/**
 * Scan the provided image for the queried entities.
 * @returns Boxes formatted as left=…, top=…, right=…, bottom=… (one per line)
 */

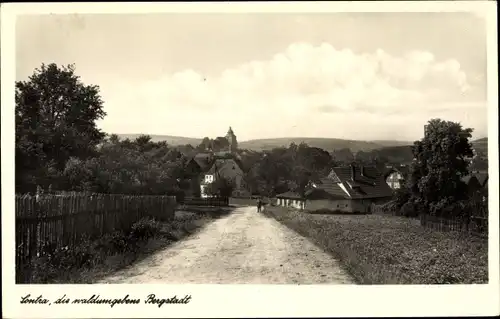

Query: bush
left=93, top=231, right=131, bottom=254
left=400, top=202, right=418, bottom=218
left=129, top=217, right=162, bottom=241
left=31, top=235, right=96, bottom=283
left=394, top=186, right=411, bottom=209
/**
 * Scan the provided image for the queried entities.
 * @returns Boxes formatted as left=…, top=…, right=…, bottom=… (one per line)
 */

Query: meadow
left=263, top=206, right=488, bottom=284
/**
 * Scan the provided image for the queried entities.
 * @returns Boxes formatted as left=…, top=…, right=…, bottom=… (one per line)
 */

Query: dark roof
left=276, top=191, right=303, bottom=199
left=474, top=172, right=488, bottom=186
left=190, top=153, right=214, bottom=171
left=205, top=158, right=243, bottom=176
left=462, top=172, right=488, bottom=187
left=308, top=165, right=393, bottom=200
left=383, top=165, right=410, bottom=179
left=305, top=178, right=350, bottom=200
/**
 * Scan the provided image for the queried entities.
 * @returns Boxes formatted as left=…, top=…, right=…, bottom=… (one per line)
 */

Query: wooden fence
left=371, top=203, right=399, bottom=216
left=15, top=193, right=176, bottom=283
left=420, top=214, right=488, bottom=237
left=180, top=196, right=229, bottom=207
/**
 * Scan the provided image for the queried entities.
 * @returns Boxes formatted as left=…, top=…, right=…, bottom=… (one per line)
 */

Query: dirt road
left=99, top=206, right=355, bottom=284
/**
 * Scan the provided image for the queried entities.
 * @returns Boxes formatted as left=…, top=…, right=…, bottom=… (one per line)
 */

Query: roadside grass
left=31, top=206, right=233, bottom=284
left=262, top=206, right=488, bottom=284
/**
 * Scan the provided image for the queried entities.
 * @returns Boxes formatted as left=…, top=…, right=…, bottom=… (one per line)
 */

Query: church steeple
left=225, top=126, right=238, bottom=153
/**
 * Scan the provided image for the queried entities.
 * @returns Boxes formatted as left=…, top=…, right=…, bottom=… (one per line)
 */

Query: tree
left=205, top=176, right=236, bottom=198
left=408, top=119, right=474, bottom=218
left=331, top=148, right=355, bottom=164
left=16, top=63, right=106, bottom=192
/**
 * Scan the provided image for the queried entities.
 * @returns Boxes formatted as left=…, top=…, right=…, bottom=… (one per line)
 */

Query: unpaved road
left=99, top=206, right=355, bottom=284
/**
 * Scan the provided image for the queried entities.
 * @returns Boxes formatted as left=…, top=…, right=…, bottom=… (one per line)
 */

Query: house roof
left=205, top=158, right=243, bottom=177
left=305, top=178, right=350, bottom=200
left=307, top=165, right=393, bottom=200
left=276, top=191, right=303, bottom=199
left=383, top=165, right=410, bottom=179
left=462, top=172, right=488, bottom=187
left=188, top=153, right=214, bottom=171
left=474, top=172, right=488, bottom=186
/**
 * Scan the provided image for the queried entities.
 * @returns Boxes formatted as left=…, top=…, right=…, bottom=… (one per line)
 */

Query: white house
left=275, top=191, right=305, bottom=210
left=200, top=158, right=248, bottom=198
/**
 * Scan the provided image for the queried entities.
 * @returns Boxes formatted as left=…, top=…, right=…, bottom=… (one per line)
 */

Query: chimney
left=350, top=164, right=355, bottom=181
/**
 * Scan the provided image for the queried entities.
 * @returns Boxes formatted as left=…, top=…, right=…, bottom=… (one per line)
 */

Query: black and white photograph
left=2, top=1, right=499, bottom=318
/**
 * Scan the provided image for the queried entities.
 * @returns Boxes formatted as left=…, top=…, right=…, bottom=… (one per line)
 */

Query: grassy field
left=30, top=207, right=233, bottom=284
left=263, top=206, right=488, bottom=284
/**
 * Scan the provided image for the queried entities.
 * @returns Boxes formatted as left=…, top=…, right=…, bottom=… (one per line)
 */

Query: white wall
left=276, top=198, right=305, bottom=210
left=386, top=172, right=403, bottom=189
left=306, top=199, right=351, bottom=212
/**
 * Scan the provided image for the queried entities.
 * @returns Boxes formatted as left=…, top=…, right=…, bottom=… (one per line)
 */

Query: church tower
left=225, top=126, right=238, bottom=153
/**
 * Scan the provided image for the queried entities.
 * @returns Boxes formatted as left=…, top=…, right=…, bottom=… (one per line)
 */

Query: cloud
left=100, top=42, right=486, bottom=140
left=107, top=42, right=480, bottom=114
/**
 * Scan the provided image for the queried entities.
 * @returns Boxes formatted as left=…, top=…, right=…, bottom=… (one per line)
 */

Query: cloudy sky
left=16, top=12, right=488, bottom=142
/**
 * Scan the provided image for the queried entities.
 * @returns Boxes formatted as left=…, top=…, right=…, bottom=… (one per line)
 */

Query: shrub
left=400, top=202, right=418, bottom=218
left=394, top=186, right=411, bottom=209
left=31, top=235, right=96, bottom=283
left=129, top=217, right=162, bottom=241
left=93, top=231, right=131, bottom=254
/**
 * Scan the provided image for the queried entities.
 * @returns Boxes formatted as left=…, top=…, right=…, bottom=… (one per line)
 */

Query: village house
left=184, top=126, right=246, bottom=198
left=275, top=191, right=305, bottom=210
left=184, top=152, right=214, bottom=197
left=384, top=164, right=410, bottom=190
left=303, top=164, right=393, bottom=213
left=462, top=171, right=488, bottom=197
left=200, top=158, right=249, bottom=198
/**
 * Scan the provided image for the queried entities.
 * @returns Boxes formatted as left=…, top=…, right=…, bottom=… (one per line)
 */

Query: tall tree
left=408, top=118, right=474, bottom=217
left=16, top=63, right=106, bottom=192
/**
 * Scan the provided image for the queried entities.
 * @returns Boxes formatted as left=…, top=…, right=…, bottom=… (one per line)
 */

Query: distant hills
left=238, top=137, right=412, bottom=153
left=115, top=134, right=412, bottom=153
left=114, top=133, right=487, bottom=157
left=472, top=137, right=488, bottom=156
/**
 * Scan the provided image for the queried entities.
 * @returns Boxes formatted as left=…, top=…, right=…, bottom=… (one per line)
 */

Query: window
left=205, top=174, right=214, bottom=183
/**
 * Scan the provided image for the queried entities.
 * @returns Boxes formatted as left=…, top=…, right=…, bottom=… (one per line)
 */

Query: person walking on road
left=257, top=198, right=262, bottom=212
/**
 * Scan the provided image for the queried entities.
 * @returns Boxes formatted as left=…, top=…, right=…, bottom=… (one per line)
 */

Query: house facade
left=304, top=164, right=394, bottom=213
left=275, top=191, right=305, bottom=210
left=384, top=165, right=410, bottom=190
left=200, top=158, right=249, bottom=198
left=183, top=153, right=215, bottom=197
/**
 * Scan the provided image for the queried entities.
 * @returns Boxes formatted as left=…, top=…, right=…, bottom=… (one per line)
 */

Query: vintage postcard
left=1, top=1, right=499, bottom=318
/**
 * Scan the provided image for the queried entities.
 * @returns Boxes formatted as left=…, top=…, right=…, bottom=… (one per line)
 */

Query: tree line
left=16, top=63, right=487, bottom=220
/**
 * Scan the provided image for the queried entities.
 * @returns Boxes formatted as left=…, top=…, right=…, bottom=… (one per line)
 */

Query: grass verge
left=30, top=207, right=233, bottom=284
left=262, top=206, right=488, bottom=284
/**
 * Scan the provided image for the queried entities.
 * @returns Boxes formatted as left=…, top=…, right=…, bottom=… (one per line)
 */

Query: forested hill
left=116, top=134, right=412, bottom=153
left=115, top=134, right=487, bottom=160
left=238, top=138, right=411, bottom=153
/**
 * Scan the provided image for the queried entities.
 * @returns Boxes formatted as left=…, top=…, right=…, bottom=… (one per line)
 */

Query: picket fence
left=371, top=204, right=399, bottom=216
left=419, top=214, right=488, bottom=238
left=372, top=202, right=488, bottom=237
left=15, top=193, right=176, bottom=283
